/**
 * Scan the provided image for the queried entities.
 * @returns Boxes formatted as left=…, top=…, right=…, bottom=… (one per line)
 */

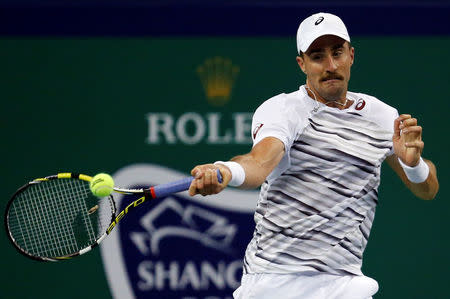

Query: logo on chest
left=355, top=99, right=366, bottom=111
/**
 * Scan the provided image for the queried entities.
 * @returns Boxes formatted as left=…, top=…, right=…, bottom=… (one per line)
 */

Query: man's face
left=297, top=35, right=354, bottom=102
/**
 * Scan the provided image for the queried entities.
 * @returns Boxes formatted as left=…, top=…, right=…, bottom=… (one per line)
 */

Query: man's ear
left=296, top=56, right=307, bottom=75
left=350, top=46, right=355, bottom=66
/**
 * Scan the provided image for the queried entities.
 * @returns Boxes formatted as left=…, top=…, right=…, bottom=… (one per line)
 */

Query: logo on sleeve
left=355, top=99, right=366, bottom=110
left=252, top=123, right=264, bottom=139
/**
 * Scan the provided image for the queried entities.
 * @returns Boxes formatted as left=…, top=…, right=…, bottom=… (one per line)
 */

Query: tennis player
left=189, top=12, right=439, bottom=298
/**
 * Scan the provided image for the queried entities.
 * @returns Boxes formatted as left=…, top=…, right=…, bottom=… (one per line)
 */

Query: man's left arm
left=385, top=114, right=439, bottom=200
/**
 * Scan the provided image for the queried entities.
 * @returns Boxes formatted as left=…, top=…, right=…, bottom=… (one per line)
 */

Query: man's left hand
left=393, top=114, right=424, bottom=166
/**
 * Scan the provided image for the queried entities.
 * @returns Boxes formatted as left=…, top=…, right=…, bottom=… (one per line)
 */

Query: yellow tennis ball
left=90, top=173, right=114, bottom=197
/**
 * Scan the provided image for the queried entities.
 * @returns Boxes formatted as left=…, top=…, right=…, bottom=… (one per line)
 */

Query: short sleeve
left=251, top=95, right=299, bottom=151
left=387, top=108, right=399, bottom=156
left=359, top=93, right=399, bottom=156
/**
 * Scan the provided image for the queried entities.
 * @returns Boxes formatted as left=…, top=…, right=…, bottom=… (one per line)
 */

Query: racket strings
left=34, top=181, right=85, bottom=256
left=10, top=181, right=84, bottom=257
left=7, top=179, right=114, bottom=258
left=30, top=182, right=76, bottom=257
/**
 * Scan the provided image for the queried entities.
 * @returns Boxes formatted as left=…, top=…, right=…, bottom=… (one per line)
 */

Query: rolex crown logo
left=197, top=57, right=240, bottom=106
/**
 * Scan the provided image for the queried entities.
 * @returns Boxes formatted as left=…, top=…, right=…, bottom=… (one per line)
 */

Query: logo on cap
left=315, top=16, right=324, bottom=25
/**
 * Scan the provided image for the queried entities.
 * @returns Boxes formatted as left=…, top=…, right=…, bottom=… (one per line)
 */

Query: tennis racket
left=4, top=170, right=222, bottom=262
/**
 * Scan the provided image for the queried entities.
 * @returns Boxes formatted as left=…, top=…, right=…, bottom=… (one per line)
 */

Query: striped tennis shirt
left=244, top=85, right=398, bottom=276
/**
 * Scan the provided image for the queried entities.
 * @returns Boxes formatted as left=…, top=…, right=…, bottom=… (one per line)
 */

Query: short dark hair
left=298, top=41, right=352, bottom=57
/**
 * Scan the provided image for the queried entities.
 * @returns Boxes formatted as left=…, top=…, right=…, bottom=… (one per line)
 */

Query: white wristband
left=398, top=157, right=429, bottom=183
left=214, top=161, right=245, bottom=187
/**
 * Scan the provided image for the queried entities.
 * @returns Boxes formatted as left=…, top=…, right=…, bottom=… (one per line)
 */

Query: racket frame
left=5, top=170, right=222, bottom=261
left=4, top=173, right=117, bottom=262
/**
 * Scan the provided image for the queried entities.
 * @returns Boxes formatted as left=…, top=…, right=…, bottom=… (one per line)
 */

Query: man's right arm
left=189, top=137, right=285, bottom=196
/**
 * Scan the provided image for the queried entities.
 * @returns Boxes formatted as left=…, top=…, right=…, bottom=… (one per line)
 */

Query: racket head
left=4, top=173, right=116, bottom=261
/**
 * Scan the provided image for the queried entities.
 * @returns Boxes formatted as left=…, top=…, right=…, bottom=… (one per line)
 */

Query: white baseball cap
left=296, top=12, right=350, bottom=54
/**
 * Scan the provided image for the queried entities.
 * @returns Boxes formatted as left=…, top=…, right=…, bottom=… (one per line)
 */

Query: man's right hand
left=189, top=163, right=232, bottom=196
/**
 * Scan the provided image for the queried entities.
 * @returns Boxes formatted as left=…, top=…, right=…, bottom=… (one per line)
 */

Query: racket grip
left=152, top=169, right=223, bottom=198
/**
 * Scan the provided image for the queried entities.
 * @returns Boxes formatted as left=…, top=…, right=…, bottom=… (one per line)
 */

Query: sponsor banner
left=145, top=57, right=253, bottom=146
left=101, top=164, right=258, bottom=299
left=145, top=112, right=252, bottom=145
left=2, top=37, right=448, bottom=299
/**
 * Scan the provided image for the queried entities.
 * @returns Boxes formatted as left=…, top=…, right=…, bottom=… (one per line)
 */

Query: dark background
left=1, top=1, right=449, bottom=298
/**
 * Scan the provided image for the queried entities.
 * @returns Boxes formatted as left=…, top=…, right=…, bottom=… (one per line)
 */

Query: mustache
left=321, top=74, right=343, bottom=81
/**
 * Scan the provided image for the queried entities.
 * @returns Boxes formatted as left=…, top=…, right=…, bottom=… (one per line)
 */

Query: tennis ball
left=90, top=173, right=114, bottom=197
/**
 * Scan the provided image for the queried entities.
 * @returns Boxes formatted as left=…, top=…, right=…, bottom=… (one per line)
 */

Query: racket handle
left=151, top=169, right=223, bottom=198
